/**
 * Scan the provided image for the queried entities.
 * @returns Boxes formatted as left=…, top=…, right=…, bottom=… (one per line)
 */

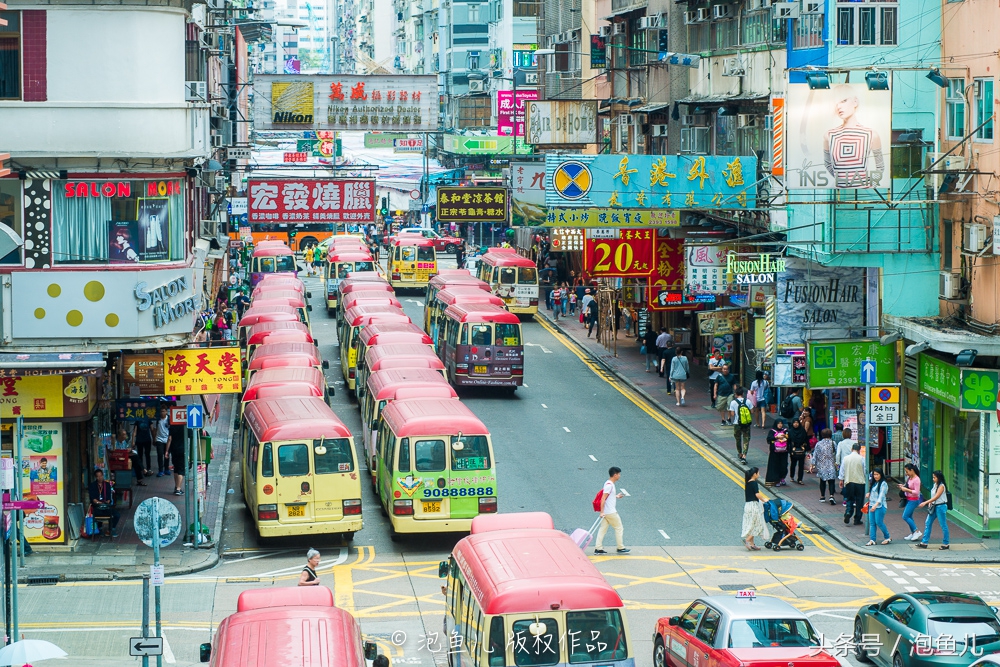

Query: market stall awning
left=677, top=92, right=770, bottom=105
left=632, top=102, right=672, bottom=114
left=0, top=352, right=105, bottom=376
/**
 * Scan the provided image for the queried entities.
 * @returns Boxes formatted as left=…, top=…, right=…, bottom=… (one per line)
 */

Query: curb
left=537, top=311, right=1000, bottom=564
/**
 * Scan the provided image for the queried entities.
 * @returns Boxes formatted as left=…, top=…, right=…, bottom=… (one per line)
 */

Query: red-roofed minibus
left=438, top=512, right=633, bottom=667
left=340, top=292, right=403, bottom=319
left=360, top=368, right=457, bottom=485
left=246, top=341, right=328, bottom=388
left=250, top=245, right=298, bottom=287
left=338, top=306, right=411, bottom=391
left=375, top=398, right=496, bottom=536
left=439, top=304, right=524, bottom=389
left=355, top=342, right=443, bottom=406
left=249, top=293, right=312, bottom=328
left=426, top=287, right=506, bottom=348
left=337, top=281, right=395, bottom=322
left=389, top=235, right=436, bottom=290
left=240, top=397, right=362, bottom=539
left=424, top=274, right=491, bottom=329
left=325, top=250, right=379, bottom=313
left=199, top=586, right=378, bottom=667
left=238, top=306, right=301, bottom=345
left=355, top=324, right=434, bottom=388
left=476, top=249, right=540, bottom=316
left=245, top=327, right=315, bottom=359
left=242, top=366, right=330, bottom=408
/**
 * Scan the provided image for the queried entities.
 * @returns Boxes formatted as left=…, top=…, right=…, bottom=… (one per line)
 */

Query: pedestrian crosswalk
left=871, top=562, right=944, bottom=592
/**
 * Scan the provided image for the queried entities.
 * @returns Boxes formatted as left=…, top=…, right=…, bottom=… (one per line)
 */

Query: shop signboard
left=525, top=100, right=599, bottom=145
left=806, top=340, right=896, bottom=389
left=364, top=133, right=407, bottom=148
left=545, top=154, right=756, bottom=210
left=497, top=90, right=538, bottom=138
left=544, top=208, right=680, bottom=228
left=775, top=258, right=865, bottom=344
left=20, top=422, right=65, bottom=543
left=254, top=74, right=439, bottom=132
left=116, top=399, right=158, bottom=423
left=248, top=179, right=374, bottom=224
left=436, top=187, right=509, bottom=223
left=164, top=348, right=242, bottom=396
left=511, top=162, right=546, bottom=226
left=122, top=354, right=165, bottom=396
left=685, top=245, right=731, bottom=295
left=393, top=137, right=424, bottom=153
left=726, top=252, right=786, bottom=287
left=696, top=310, right=747, bottom=335
left=0, top=375, right=96, bottom=419
left=648, top=236, right=692, bottom=310
left=590, top=35, right=607, bottom=68
left=918, top=353, right=960, bottom=409
left=296, top=138, right=335, bottom=157
left=549, top=228, right=583, bottom=252
left=583, top=229, right=655, bottom=277
left=441, top=134, right=531, bottom=155
left=960, top=368, right=999, bottom=413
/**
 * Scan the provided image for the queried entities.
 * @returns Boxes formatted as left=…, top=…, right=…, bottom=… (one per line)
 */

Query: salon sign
left=726, top=253, right=786, bottom=286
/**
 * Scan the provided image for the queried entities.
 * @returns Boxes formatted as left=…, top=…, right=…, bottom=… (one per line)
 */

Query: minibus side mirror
left=438, top=560, right=449, bottom=578
left=306, top=291, right=312, bottom=298
left=328, top=384, right=336, bottom=398
left=363, top=642, right=378, bottom=661
left=199, top=643, right=212, bottom=662
left=668, top=616, right=680, bottom=626
left=322, top=360, right=330, bottom=369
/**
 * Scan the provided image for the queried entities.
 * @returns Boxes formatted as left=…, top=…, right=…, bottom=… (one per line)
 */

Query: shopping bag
left=571, top=517, right=602, bottom=549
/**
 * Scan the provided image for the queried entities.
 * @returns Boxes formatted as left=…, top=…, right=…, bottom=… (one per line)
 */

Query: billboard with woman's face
left=785, top=82, right=891, bottom=190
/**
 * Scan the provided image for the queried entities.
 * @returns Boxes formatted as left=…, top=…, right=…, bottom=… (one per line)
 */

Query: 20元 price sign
left=583, top=229, right=654, bottom=277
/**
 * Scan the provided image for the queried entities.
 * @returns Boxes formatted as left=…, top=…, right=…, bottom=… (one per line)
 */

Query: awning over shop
left=677, top=93, right=770, bottom=105
left=633, top=102, right=672, bottom=114
left=884, top=315, right=1000, bottom=357
left=0, top=352, right=105, bottom=377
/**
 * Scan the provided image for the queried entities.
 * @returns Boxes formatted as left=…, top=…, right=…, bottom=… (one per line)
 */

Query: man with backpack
left=780, top=388, right=803, bottom=420
left=730, top=387, right=754, bottom=464
left=593, top=466, right=629, bottom=555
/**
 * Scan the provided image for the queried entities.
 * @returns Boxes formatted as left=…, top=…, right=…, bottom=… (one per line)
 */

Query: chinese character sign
left=685, top=245, right=732, bottom=295
left=584, top=229, right=655, bottom=277
left=436, top=187, right=509, bottom=223
left=545, top=208, right=680, bottom=228
left=163, top=348, right=243, bottom=396
left=511, top=161, right=546, bottom=226
left=497, top=90, right=538, bottom=138
left=546, top=154, right=756, bottom=210
left=247, top=179, right=375, bottom=224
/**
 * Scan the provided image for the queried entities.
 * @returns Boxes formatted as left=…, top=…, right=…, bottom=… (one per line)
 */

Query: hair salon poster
left=138, top=198, right=170, bottom=261
left=109, top=220, right=140, bottom=264
left=20, top=423, right=65, bottom=543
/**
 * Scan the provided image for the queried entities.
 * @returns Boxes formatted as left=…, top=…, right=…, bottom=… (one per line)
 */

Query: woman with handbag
left=669, top=351, right=690, bottom=406
left=741, top=467, right=768, bottom=551
left=865, top=468, right=891, bottom=545
left=812, top=429, right=838, bottom=504
left=917, top=470, right=950, bottom=550
left=764, top=420, right=789, bottom=487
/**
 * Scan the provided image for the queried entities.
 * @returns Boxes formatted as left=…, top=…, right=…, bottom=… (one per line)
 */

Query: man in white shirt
left=594, top=467, right=629, bottom=555
left=835, top=428, right=857, bottom=506
left=839, top=442, right=867, bottom=525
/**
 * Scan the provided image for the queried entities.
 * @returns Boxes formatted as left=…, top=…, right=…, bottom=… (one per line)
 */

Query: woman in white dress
left=742, top=467, right=768, bottom=551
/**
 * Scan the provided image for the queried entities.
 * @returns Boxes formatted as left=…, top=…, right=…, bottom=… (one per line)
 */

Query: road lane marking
left=915, top=577, right=930, bottom=584
left=525, top=342, right=553, bottom=353
left=892, top=578, right=908, bottom=584
left=903, top=570, right=917, bottom=576
left=906, top=586, right=919, bottom=591
left=658, top=530, right=670, bottom=540
left=873, top=563, right=886, bottom=568
left=588, top=455, right=598, bottom=461
left=541, top=404, right=548, bottom=408
left=563, top=426, right=571, bottom=432
left=928, top=586, right=943, bottom=591
left=405, top=299, right=424, bottom=306
left=163, top=636, right=176, bottom=664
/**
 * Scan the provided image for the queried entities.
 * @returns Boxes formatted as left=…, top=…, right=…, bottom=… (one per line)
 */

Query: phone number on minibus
left=422, top=487, right=494, bottom=498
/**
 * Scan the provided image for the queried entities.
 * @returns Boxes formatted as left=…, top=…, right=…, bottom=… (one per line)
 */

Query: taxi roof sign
left=735, top=589, right=756, bottom=599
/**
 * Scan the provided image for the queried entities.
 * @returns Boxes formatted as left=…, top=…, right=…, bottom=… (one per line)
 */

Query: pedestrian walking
left=168, top=421, right=186, bottom=496
left=835, top=428, right=857, bottom=505
left=669, top=350, right=690, bottom=406
left=742, top=467, right=768, bottom=551
left=787, top=418, right=809, bottom=485
left=749, top=371, right=771, bottom=428
left=840, top=442, right=866, bottom=526
left=560, top=283, right=569, bottom=316
left=621, top=305, right=633, bottom=337
left=586, top=297, right=598, bottom=337
left=594, top=467, right=629, bottom=554
left=899, top=463, right=923, bottom=541
left=568, top=290, right=577, bottom=315
left=866, top=468, right=891, bottom=545
left=659, top=341, right=676, bottom=392
left=132, top=418, right=153, bottom=476
left=654, top=328, right=672, bottom=377
left=730, top=387, right=753, bottom=464
left=713, top=364, right=737, bottom=425
left=580, top=288, right=594, bottom=323
left=764, top=420, right=788, bottom=486
left=298, top=548, right=322, bottom=586
left=642, top=328, right=659, bottom=372
left=917, top=470, right=950, bottom=550
left=551, top=285, right=561, bottom=320
left=153, top=405, right=171, bottom=477
left=304, top=245, right=315, bottom=276
left=812, top=429, right=838, bottom=504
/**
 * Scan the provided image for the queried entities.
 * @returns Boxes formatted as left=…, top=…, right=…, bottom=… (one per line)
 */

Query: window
left=499, top=267, right=516, bottom=284
left=836, top=2, right=897, bottom=46
left=513, top=0, right=538, bottom=16
left=511, top=618, right=559, bottom=666
left=740, top=7, right=786, bottom=46
left=468, top=4, right=479, bottom=21
left=518, top=267, right=537, bottom=284
left=926, top=617, right=1000, bottom=644
left=947, top=78, right=966, bottom=140
left=793, top=15, right=824, bottom=49
left=696, top=608, right=722, bottom=645
left=451, top=435, right=490, bottom=470
left=313, top=438, right=355, bottom=474
left=261, top=443, right=274, bottom=477
left=247, top=434, right=259, bottom=481
left=0, top=11, right=19, bottom=100
left=975, top=78, right=994, bottom=141
left=277, top=444, right=310, bottom=476
left=418, top=246, right=436, bottom=261
left=52, top=179, right=186, bottom=264
left=0, top=179, right=21, bottom=264
left=679, top=603, right=707, bottom=632
left=488, top=617, right=505, bottom=667
left=470, top=324, right=492, bottom=345
left=629, top=18, right=646, bottom=67
left=727, top=619, right=819, bottom=648
left=467, top=52, right=480, bottom=70
left=882, top=598, right=915, bottom=625
left=943, top=220, right=953, bottom=270
left=566, top=610, right=627, bottom=662
left=496, top=322, right=521, bottom=345
left=415, top=439, right=446, bottom=472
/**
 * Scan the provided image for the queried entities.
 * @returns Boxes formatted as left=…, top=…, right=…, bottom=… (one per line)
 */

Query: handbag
left=861, top=502, right=870, bottom=514
left=640, top=345, right=647, bottom=355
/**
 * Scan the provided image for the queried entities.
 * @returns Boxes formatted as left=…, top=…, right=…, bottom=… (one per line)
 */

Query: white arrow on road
left=406, top=299, right=424, bottom=306
left=525, top=342, right=552, bottom=353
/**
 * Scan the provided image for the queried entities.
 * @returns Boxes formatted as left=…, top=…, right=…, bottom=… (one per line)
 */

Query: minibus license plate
left=423, top=501, right=441, bottom=513
left=474, top=365, right=487, bottom=374
left=287, top=505, right=305, bottom=517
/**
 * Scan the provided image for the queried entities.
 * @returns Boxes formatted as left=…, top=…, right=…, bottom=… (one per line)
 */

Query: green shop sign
left=918, top=354, right=973, bottom=409
left=441, top=134, right=532, bottom=156
left=960, top=368, right=999, bottom=412
left=806, top=340, right=897, bottom=389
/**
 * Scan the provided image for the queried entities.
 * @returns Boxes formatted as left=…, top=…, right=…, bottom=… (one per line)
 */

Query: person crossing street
left=594, top=467, right=629, bottom=555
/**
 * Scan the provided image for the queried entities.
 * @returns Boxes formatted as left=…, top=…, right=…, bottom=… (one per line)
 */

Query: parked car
left=854, top=592, right=1000, bottom=667
left=395, top=228, right=463, bottom=253
left=654, top=593, right=839, bottom=667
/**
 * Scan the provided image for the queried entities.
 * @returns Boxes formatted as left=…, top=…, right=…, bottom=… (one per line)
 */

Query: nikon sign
left=727, top=253, right=786, bottom=285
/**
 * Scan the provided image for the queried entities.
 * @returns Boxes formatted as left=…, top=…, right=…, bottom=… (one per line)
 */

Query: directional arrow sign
left=860, top=360, right=877, bottom=384
left=129, top=637, right=164, bottom=657
left=187, top=404, right=204, bottom=429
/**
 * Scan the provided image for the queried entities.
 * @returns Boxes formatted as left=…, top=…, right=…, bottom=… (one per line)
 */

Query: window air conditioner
left=964, top=223, right=989, bottom=253
left=803, top=1, right=823, bottom=13
left=943, top=156, right=966, bottom=171
left=200, top=31, right=217, bottom=49
left=612, top=22, right=625, bottom=35
left=599, top=25, right=611, bottom=36
left=638, top=16, right=651, bottom=29
left=713, top=4, right=731, bottom=19
left=697, top=7, right=710, bottom=20
left=211, top=132, right=224, bottom=148
left=214, top=174, right=227, bottom=193
left=772, top=2, right=799, bottom=18
left=185, top=81, right=208, bottom=102
left=619, top=114, right=634, bottom=126
left=468, top=79, right=485, bottom=92
left=939, top=271, right=960, bottom=300
left=525, top=72, right=539, bottom=84
left=651, top=124, right=668, bottom=137
left=684, top=10, right=697, bottom=24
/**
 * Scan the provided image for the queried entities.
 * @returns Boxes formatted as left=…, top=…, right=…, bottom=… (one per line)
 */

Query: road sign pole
left=152, top=501, right=162, bottom=667
left=14, top=417, right=23, bottom=568
left=142, top=574, right=150, bottom=667
left=10, top=508, right=17, bottom=643
left=194, top=429, right=202, bottom=547
left=184, top=427, right=191, bottom=545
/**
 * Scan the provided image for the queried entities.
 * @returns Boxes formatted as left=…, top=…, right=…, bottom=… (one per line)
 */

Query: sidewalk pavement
left=538, top=308, right=1000, bottom=563
left=18, top=396, right=237, bottom=581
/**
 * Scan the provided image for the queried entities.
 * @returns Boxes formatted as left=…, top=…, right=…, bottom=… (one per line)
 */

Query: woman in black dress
left=765, top=419, right=788, bottom=487
left=787, top=418, right=810, bottom=485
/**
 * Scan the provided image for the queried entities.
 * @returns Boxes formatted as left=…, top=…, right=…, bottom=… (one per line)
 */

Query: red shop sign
left=248, top=179, right=375, bottom=224
left=583, top=229, right=655, bottom=277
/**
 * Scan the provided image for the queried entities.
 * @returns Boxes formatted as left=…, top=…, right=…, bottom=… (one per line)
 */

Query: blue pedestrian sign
left=186, top=405, right=203, bottom=429
left=860, top=359, right=877, bottom=384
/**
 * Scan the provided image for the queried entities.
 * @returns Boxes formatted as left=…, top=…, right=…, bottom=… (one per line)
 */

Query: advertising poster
left=510, top=162, right=547, bottom=226
left=108, top=220, right=140, bottom=264
left=137, top=198, right=170, bottom=261
left=21, top=423, right=65, bottom=543
left=785, top=83, right=891, bottom=190
left=775, top=258, right=865, bottom=344
left=497, top=90, right=538, bottom=138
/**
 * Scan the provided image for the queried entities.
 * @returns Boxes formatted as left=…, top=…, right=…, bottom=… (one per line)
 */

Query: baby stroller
left=762, top=499, right=805, bottom=552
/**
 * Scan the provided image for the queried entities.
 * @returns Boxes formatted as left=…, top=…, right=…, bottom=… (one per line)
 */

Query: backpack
left=736, top=399, right=753, bottom=426
left=592, top=488, right=605, bottom=512
left=780, top=395, right=796, bottom=419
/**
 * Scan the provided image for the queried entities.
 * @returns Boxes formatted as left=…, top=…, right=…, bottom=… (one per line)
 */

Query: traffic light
left=288, top=228, right=298, bottom=244
left=379, top=197, right=389, bottom=217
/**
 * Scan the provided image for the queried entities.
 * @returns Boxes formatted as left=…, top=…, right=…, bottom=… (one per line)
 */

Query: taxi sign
left=735, top=589, right=756, bottom=599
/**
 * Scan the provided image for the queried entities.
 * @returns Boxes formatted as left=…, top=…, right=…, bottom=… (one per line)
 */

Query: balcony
left=610, top=0, right=646, bottom=15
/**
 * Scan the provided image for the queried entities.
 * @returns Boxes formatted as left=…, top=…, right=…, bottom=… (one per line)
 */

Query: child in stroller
left=763, top=499, right=805, bottom=551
